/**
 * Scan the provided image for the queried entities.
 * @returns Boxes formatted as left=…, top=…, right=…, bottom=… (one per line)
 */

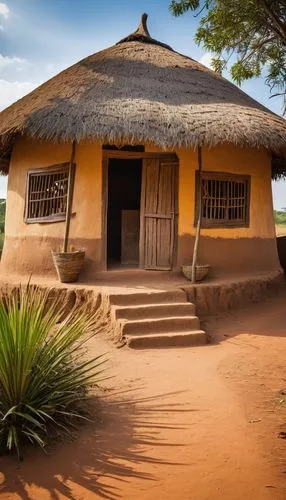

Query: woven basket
left=182, top=264, right=210, bottom=282
left=52, top=250, right=85, bottom=283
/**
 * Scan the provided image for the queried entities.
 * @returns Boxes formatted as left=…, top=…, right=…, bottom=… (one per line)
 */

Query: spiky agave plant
left=0, top=285, right=106, bottom=458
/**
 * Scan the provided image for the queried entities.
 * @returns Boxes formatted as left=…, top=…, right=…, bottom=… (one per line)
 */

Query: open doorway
left=107, top=158, right=142, bottom=268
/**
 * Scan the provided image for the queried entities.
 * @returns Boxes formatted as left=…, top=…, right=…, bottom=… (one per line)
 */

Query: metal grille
left=198, top=173, right=250, bottom=227
left=26, top=167, right=69, bottom=222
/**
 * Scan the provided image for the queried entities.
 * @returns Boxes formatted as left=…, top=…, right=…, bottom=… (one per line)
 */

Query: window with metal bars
left=195, top=171, right=250, bottom=228
left=25, top=164, right=71, bottom=223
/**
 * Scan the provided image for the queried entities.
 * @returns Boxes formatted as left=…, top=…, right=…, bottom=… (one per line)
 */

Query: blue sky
left=0, top=0, right=285, bottom=207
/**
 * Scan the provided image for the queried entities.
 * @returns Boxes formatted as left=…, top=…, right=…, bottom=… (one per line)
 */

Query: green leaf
left=169, top=0, right=286, bottom=112
left=0, top=284, right=106, bottom=457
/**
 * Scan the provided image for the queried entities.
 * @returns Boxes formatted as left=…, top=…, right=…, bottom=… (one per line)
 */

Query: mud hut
left=0, top=14, right=285, bottom=279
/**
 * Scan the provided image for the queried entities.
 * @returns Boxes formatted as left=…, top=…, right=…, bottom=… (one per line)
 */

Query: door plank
left=140, top=158, right=178, bottom=271
left=139, top=164, right=147, bottom=268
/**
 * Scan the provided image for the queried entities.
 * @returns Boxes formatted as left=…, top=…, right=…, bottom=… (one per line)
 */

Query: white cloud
left=0, top=54, right=28, bottom=70
left=0, top=79, right=38, bottom=110
left=0, top=176, right=7, bottom=198
left=0, top=25, right=4, bottom=31
left=0, top=2, right=9, bottom=19
left=0, top=55, right=58, bottom=111
left=199, top=53, right=214, bottom=69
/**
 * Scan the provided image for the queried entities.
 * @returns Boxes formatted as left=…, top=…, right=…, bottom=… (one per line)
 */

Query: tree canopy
left=274, top=209, right=286, bottom=225
left=170, top=0, right=286, bottom=111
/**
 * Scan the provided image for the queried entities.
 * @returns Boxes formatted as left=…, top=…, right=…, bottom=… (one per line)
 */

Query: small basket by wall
left=52, top=250, right=85, bottom=283
left=182, top=264, right=210, bottom=282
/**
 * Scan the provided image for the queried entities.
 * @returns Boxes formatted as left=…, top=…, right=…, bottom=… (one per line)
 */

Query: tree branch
left=194, top=1, right=208, bottom=17
left=240, top=36, right=276, bottom=62
left=258, top=0, right=286, bottom=44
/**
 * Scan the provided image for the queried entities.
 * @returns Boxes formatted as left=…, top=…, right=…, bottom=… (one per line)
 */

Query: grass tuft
left=0, top=284, right=106, bottom=458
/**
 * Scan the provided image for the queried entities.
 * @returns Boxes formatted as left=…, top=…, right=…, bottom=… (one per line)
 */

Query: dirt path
left=0, top=293, right=285, bottom=499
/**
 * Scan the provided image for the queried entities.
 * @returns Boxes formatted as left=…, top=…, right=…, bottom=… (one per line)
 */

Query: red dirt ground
left=0, top=292, right=285, bottom=499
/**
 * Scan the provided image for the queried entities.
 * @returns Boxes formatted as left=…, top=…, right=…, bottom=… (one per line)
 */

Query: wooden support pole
left=63, top=141, right=76, bottom=253
left=191, top=146, right=202, bottom=283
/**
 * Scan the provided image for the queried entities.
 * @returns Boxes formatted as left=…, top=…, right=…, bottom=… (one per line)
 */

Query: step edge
left=121, top=315, right=199, bottom=324
left=108, top=291, right=188, bottom=304
left=108, top=290, right=186, bottom=296
left=125, top=330, right=206, bottom=339
left=113, top=302, right=194, bottom=310
left=126, top=331, right=207, bottom=348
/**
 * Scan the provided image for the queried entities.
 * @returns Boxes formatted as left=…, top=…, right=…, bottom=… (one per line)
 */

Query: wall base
left=183, top=271, right=284, bottom=316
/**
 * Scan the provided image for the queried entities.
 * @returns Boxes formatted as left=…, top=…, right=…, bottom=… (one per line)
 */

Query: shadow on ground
left=201, top=287, right=286, bottom=345
left=0, top=388, right=198, bottom=500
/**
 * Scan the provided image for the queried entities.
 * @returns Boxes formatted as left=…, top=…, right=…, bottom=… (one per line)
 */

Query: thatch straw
left=272, top=155, right=286, bottom=180
left=0, top=14, right=285, bottom=156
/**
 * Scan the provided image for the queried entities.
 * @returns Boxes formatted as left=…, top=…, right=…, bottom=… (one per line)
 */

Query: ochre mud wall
left=184, top=271, right=284, bottom=316
left=2, top=138, right=103, bottom=276
left=1, top=140, right=280, bottom=278
left=177, top=144, right=280, bottom=276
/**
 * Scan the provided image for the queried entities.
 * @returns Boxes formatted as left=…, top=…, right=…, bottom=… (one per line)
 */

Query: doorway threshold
left=107, top=264, right=140, bottom=271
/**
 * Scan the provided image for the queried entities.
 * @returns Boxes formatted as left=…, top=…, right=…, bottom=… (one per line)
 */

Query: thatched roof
left=272, top=154, right=286, bottom=180
left=0, top=13, right=286, bottom=157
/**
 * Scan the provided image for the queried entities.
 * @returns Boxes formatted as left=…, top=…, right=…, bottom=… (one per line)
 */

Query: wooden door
left=140, top=158, right=178, bottom=270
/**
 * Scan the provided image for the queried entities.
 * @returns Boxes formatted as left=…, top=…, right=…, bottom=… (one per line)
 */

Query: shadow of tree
left=203, top=288, right=286, bottom=344
left=0, top=387, right=199, bottom=500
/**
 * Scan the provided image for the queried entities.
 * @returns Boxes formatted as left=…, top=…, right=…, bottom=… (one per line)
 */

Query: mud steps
left=113, top=302, right=196, bottom=320
left=127, top=330, right=206, bottom=349
left=108, top=289, right=206, bottom=348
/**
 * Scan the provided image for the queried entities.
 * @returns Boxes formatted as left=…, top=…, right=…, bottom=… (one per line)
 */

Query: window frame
left=194, top=170, right=251, bottom=229
left=24, top=162, right=74, bottom=224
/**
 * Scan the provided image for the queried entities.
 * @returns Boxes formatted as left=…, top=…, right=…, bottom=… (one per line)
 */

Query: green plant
left=170, top=1, right=286, bottom=112
left=274, top=209, right=286, bottom=225
left=0, top=285, right=106, bottom=458
left=0, top=234, right=4, bottom=251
